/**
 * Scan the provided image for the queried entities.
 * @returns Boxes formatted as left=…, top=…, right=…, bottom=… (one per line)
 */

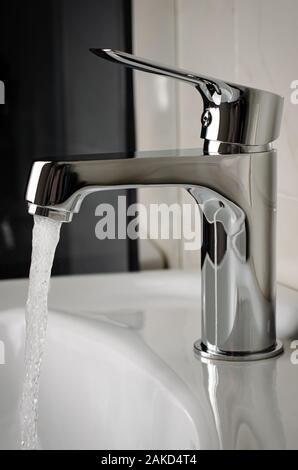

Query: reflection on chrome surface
left=25, top=49, right=284, bottom=361
left=202, top=358, right=286, bottom=449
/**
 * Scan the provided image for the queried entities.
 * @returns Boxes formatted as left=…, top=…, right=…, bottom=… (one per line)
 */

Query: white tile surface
left=176, top=0, right=236, bottom=148
left=133, top=0, right=178, bottom=150
left=133, top=0, right=182, bottom=268
left=236, top=0, right=298, bottom=200
left=176, top=0, right=298, bottom=285
left=133, top=0, right=298, bottom=286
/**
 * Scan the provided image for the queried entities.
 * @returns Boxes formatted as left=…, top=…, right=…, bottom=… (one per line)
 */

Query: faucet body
left=26, top=146, right=282, bottom=360
left=25, top=49, right=284, bottom=361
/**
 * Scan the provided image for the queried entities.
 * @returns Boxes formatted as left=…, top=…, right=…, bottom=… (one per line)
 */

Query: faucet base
left=194, top=340, right=283, bottom=362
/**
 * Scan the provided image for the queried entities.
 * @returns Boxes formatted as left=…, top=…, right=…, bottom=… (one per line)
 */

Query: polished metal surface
left=90, top=48, right=283, bottom=147
left=25, top=49, right=284, bottom=361
left=200, top=355, right=287, bottom=449
left=26, top=148, right=282, bottom=360
left=195, top=340, right=284, bottom=362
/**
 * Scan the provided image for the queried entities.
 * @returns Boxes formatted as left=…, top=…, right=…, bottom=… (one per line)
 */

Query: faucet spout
left=26, top=149, right=247, bottom=220
left=25, top=147, right=283, bottom=361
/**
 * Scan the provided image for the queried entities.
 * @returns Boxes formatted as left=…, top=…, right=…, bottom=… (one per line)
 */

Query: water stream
left=20, top=215, right=62, bottom=450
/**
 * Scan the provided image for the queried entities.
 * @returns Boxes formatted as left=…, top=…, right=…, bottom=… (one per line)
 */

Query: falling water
left=20, top=215, right=62, bottom=450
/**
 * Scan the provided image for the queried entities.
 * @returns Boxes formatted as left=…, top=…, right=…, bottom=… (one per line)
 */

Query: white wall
left=133, top=0, right=298, bottom=289
left=132, top=0, right=182, bottom=268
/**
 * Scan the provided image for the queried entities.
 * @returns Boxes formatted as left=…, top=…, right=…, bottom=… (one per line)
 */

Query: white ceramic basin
left=0, top=271, right=298, bottom=450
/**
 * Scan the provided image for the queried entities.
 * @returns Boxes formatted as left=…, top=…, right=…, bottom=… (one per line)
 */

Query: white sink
left=0, top=271, right=298, bottom=450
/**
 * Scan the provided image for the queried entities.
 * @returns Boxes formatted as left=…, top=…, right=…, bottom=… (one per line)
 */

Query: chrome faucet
left=25, top=49, right=284, bottom=361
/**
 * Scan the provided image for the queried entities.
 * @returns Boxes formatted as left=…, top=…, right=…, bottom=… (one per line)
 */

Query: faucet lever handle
left=90, top=48, right=283, bottom=147
left=90, top=48, right=228, bottom=104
